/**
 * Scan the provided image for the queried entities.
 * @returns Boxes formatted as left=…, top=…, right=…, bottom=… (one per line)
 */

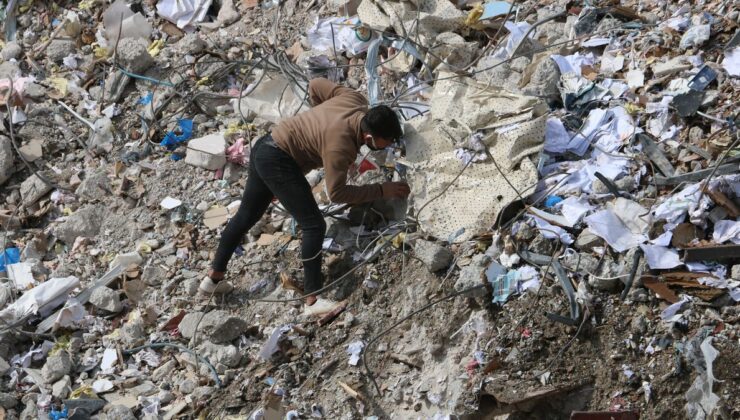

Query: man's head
left=360, top=105, right=402, bottom=151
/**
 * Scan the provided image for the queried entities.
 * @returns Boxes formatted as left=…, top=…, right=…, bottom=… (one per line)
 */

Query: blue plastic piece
left=160, top=119, right=194, bottom=151
left=138, top=92, right=153, bottom=105
left=0, top=247, right=20, bottom=272
left=49, top=406, right=68, bottom=420
left=544, top=195, right=563, bottom=208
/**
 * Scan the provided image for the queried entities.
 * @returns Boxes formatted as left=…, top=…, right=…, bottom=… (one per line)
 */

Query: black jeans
left=212, top=134, right=326, bottom=293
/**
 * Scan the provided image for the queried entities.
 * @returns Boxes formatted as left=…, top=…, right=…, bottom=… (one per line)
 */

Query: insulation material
left=405, top=74, right=545, bottom=242
left=358, top=0, right=465, bottom=38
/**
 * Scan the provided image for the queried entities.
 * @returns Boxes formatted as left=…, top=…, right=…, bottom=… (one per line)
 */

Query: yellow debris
left=148, top=39, right=165, bottom=57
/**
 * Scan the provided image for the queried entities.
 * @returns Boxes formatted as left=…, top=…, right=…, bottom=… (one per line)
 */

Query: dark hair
left=360, top=105, right=402, bottom=142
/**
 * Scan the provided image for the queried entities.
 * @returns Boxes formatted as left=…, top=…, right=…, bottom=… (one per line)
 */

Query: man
left=200, top=78, right=411, bottom=315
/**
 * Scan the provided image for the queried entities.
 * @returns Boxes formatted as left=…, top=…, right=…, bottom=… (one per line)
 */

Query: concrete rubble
left=0, top=0, right=739, bottom=419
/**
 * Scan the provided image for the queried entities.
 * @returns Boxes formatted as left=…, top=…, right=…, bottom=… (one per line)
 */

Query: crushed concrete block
left=178, top=378, right=197, bottom=394
left=731, top=265, right=740, bottom=280
left=52, top=375, right=72, bottom=399
left=179, top=310, right=247, bottom=344
left=41, top=351, right=72, bottom=384
left=152, top=359, right=177, bottom=382
left=1, top=41, right=22, bottom=60
left=105, top=404, right=136, bottom=420
left=414, top=239, right=453, bottom=272
left=20, top=173, right=53, bottom=205
left=575, top=228, right=601, bottom=251
left=0, top=61, right=20, bottom=80
left=197, top=341, right=241, bottom=368
left=184, top=133, right=227, bottom=170
left=142, top=264, right=165, bottom=286
left=0, top=355, right=10, bottom=374
left=120, top=318, right=145, bottom=347
left=89, top=286, right=123, bottom=313
left=116, top=38, right=154, bottom=74
left=178, top=33, right=207, bottom=55
left=76, top=169, right=111, bottom=201
left=46, top=39, right=77, bottom=62
left=454, top=254, right=490, bottom=297
left=54, top=205, right=104, bottom=243
left=130, top=381, right=157, bottom=397
left=652, top=56, right=692, bottom=77
left=522, top=57, right=560, bottom=101
left=0, top=392, right=18, bottom=409
left=0, top=136, right=13, bottom=186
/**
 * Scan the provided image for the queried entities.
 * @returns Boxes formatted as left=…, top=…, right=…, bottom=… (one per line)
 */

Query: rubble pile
left=0, top=0, right=739, bottom=419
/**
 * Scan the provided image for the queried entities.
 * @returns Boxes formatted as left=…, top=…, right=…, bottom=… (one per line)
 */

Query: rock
left=0, top=355, right=10, bottom=374
left=20, top=173, right=53, bottom=205
left=152, top=359, right=177, bottom=382
left=197, top=341, right=241, bottom=368
left=158, top=390, right=175, bottom=404
left=52, top=375, right=72, bottom=399
left=178, top=34, right=207, bottom=55
left=41, top=351, right=72, bottom=384
left=0, top=136, right=12, bottom=186
left=1, top=41, right=22, bottom=60
left=182, top=277, right=200, bottom=296
left=178, top=378, right=197, bottom=394
left=76, top=170, right=111, bottom=201
left=179, top=310, right=247, bottom=344
left=0, top=392, right=17, bottom=409
left=414, top=240, right=453, bottom=272
left=120, top=318, right=145, bottom=347
left=454, top=254, right=490, bottom=297
left=46, top=39, right=77, bottom=62
left=105, top=404, right=136, bottom=420
left=54, top=205, right=104, bottom=243
left=652, top=56, right=692, bottom=77
left=223, top=162, right=246, bottom=183
left=191, top=386, right=215, bottom=402
left=575, top=228, right=601, bottom=251
left=63, top=398, right=106, bottom=418
left=0, top=61, right=20, bottom=79
left=528, top=234, right=556, bottom=255
left=731, top=265, right=740, bottom=281
left=184, top=133, right=227, bottom=170
left=89, top=286, right=123, bottom=313
left=142, top=264, right=165, bottom=286
left=116, top=38, right=154, bottom=74
left=130, top=381, right=157, bottom=397
left=522, top=57, right=560, bottom=101
left=23, top=82, right=46, bottom=100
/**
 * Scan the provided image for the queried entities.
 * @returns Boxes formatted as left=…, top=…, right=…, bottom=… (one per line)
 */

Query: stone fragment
left=0, top=136, right=13, bottom=186
left=197, top=341, right=241, bottom=368
left=731, top=265, right=740, bottom=281
left=20, top=173, right=53, bottom=205
left=116, top=38, right=154, bottom=73
left=178, top=378, right=196, bottom=394
left=1, top=41, right=22, bottom=60
left=52, top=375, right=72, bottom=399
left=184, top=133, right=227, bottom=170
left=0, top=356, right=10, bottom=374
left=179, top=310, right=247, bottom=344
left=575, top=228, right=601, bottom=252
left=41, top=351, right=72, bottom=384
left=142, top=264, right=165, bottom=286
left=652, top=56, right=692, bottom=77
left=0, top=61, right=20, bottom=79
left=454, top=254, right=490, bottom=297
left=76, top=169, right=111, bottom=201
left=46, top=39, right=76, bottom=62
left=0, top=392, right=18, bottom=409
left=178, top=34, right=207, bottom=55
left=89, top=286, right=123, bottom=313
left=152, top=359, right=177, bottom=382
left=54, top=205, right=105, bottom=243
left=105, top=404, right=136, bottom=420
left=414, top=239, right=453, bottom=272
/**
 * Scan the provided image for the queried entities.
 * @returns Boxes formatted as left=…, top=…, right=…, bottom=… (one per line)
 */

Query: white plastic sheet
left=640, top=244, right=682, bottom=270
left=712, top=220, right=740, bottom=244
left=156, top=0, right=212, bottom=31
left=307, top=16, right=373, bottom=56
left=0, top=276, right=80, bottom=323
left=722, top=47, right=740, bottom=77
left=346, top=341, right=364, bottom=366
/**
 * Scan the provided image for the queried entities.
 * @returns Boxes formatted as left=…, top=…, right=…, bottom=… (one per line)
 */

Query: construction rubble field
left=1, top=0, right=740, bottom=418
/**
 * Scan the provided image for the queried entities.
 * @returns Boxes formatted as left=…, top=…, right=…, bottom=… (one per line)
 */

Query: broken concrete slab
left=89, top=286, right=123, bottom=313
left=184, top=133, right=227, bottom=170
left=20, top=173, right=53, bottom=206
left=0, top=136, right=14, bottom=186
left=53, top=205, right=105, bottom=244
left=116, top=38, right=154, bottom=74
left=414, top=239, right=453, bottom=272
left=41, top=351, right=72, bottom=384
left=179, top=310, right=248, bottom=344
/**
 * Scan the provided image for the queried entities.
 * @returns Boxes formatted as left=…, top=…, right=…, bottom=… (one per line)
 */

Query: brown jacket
left=272, top=78, right=384, bottom=204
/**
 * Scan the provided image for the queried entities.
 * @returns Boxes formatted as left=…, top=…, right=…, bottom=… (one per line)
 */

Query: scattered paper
left=160, top=196, right=182, bottom=210
left=101, top=348, right=118, bottom=371
left=156, top=0, right=212, bottom=30
left=625, top=69, right=645, bottom=88
left=259, top=325, right=292, bottom=360
left=53, top=298, right=87, bottom=331
left=559, top=196, right=594, bottom=226
left=712, top=220, right=740, bottom=244
left=585, top=209, right=647, bottom=252
left=6, top=262, right=35, bottom=289
left=346, top=341, right=365, bottom=366
left=93, top=378, right=114, bottom=393
left=660, top=296, right=690, bottom=321
left=0, top=276, right=80, bottom=323
left=530, top=215, right=573, bottom=244
left=640, top=244, right=682, bottom=269
left=722, top=47, right=740, bottom=77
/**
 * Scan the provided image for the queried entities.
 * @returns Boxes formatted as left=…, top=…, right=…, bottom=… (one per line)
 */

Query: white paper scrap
left=722, top=47, right=740, bottom=77
left=585, top=209, right=647, bottom=252
left=712, top=220, right=740, bottom=244
left=160, top=196, right=182, bottom=210
left=640, top=244, right=682, bottom=269
left=101, top=348, right=118, bottom=371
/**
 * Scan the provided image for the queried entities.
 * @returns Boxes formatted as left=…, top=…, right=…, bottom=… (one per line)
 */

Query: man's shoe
left=303, top=298, right=342, bottom=316
left=199, top=276, right=234, bottom=294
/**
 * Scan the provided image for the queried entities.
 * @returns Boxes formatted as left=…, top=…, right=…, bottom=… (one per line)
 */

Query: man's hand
left=382, top=181, right=411, bottom=199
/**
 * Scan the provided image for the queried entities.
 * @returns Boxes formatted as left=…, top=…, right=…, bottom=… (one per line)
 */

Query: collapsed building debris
left=0, top=0, right=739, bottom=419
